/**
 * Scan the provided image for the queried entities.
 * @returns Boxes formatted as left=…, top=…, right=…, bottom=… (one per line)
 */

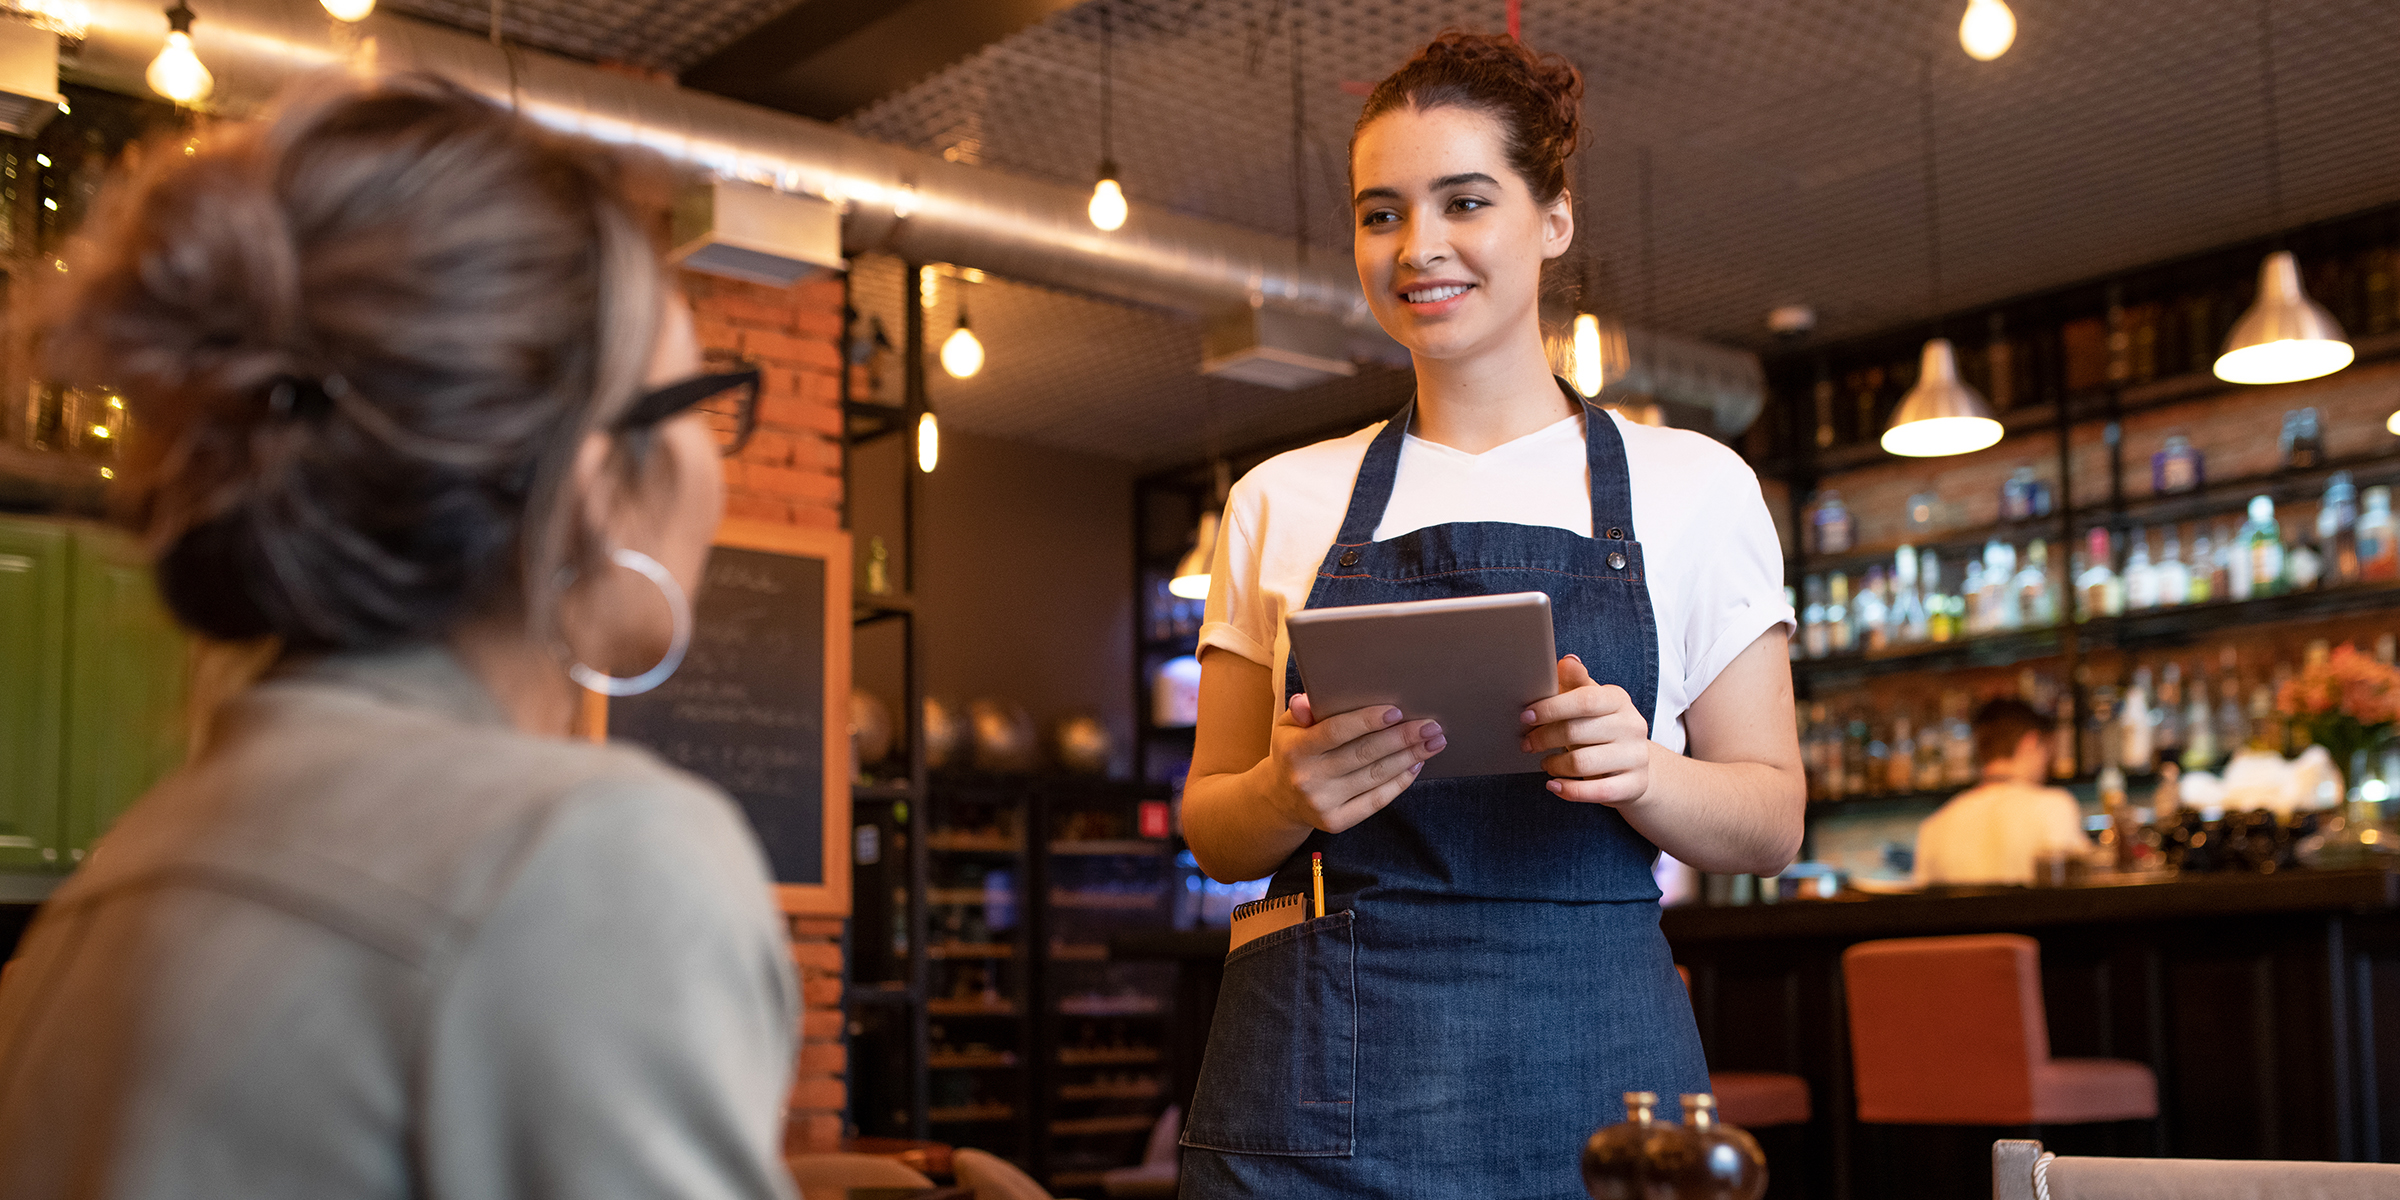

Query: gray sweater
left=0, top=647, right=800, bottom=1200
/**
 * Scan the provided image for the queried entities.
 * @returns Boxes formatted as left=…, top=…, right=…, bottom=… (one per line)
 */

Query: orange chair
left=1677, top=965, right=1812, bottom=1129
left=1841, top=934, right=2156, bottom=1126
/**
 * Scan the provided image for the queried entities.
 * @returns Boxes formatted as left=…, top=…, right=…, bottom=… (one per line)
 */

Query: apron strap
left=1578, top=390, right=1638, bottom=542
left=1331, top=382, right=1639, bottom=548
left=1330, top=400, right=1415, bottom=548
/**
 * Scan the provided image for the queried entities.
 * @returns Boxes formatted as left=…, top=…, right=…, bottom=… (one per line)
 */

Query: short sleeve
left=1197, top=482, right=1275, bottom=668
left=1679, top=453, right=1795, bottom=701
left=2044, top=793, right=2095, bottom=858
left=421, top=775, right=799, bottom=1200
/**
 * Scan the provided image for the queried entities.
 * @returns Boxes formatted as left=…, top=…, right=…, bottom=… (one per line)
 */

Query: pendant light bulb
left=1882, top=338, right=2002, bottom=458
left=916, top=411, right=940, bottom=474
left=1169, top=511, right=1220, bottom=600
left=2213, top=251, right=2354, bottom=385
left=1958, top=0, right=2016, bottom=61
left=939, top=320, right=984, bottom=379
left=322, top=0, right=375, bottom=20
left=1089, top=168, right=1128, bottom=232
left=1569, top=312, right=1607, bottom=398
left=146, top=5, right=212, bottom=104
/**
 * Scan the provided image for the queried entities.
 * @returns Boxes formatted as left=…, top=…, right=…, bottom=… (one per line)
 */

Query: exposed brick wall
left=682, top=268, right=849, bottom=1151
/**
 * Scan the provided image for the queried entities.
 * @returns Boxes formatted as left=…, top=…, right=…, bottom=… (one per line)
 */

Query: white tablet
left=1285, top=591, right=1560, bottom=780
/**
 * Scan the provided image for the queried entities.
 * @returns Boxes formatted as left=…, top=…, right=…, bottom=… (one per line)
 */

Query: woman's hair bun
left=1354, top=30, right=1585, bottom=205
left=44, top=72, right=674, bottom=651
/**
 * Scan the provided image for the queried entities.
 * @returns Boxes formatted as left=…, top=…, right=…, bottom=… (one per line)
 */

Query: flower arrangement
left=2277, top=644, right=2400, bottom=789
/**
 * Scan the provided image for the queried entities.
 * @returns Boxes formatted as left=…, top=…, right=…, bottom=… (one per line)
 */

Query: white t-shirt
left=1197, top=410, right=1794, bottom=755
left=1912, top=781, right=2094, bottom=886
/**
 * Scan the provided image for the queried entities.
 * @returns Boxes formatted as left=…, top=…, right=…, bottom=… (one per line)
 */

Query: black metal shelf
left=854, top=591, right=916, bottom=625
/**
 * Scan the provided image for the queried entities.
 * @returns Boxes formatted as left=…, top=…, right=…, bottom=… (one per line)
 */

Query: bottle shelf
left=1048, top=838, right=1170, bottom=857
left=927, top=887, right=1000, bottom=906
left=927, top=830, right=1024, bottom=854
left=1057, top=1047, right=1162, bottom=1066
left=928, top=1052, right=1021, bottom=1070
left=1049, top=888, right=1165, bottom=911
left=927, top=1103, right=1017, bottom=1125
left=1795, top=579, right=2400, bottom=688
left=928, top=942, right=1015, bottom=960
left=1057, top=1078, right=1163, bottom=1101
left=927, top=998, right=1022, bottom=1017
left=1050, top=1114, right=1158, bottom=1136
left=1048, top=942, right=1111, bottom=961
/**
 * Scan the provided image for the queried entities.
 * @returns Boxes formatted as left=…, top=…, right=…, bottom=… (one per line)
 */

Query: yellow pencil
left=1312, top=852, right=1326, bottom=919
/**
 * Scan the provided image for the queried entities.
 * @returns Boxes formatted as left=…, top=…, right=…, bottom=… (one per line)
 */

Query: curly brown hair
left=1351, top=30, right=1585, bottom=205
left=43, top=72, right=677, bottom=652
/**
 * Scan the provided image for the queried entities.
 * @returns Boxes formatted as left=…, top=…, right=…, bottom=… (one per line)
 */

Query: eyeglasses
left=619, top=364, right=761, bottom=458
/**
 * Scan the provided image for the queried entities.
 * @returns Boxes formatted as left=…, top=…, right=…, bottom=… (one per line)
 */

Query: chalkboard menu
left=605, top=522, right=851, bottom=913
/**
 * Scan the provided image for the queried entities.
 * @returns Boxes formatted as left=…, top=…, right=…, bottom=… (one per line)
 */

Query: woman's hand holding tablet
left=1257, top=695, right=1446, bottom=834
left=1520, top=654, right=1655, bottom=803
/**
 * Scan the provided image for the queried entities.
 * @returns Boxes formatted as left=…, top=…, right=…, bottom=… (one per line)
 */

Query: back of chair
left=786, top=1152, right=935, bottom=1200
left=1996, top=1139, right=2400, bottom=1200
left=1843, top=933, right=2049, bottom=1124
left=953, top=1147, right=1059, bottom=1200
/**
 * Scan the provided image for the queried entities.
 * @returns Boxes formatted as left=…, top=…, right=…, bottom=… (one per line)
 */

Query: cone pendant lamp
left=1881, top=339, right=2001, bottom=457
left=2213, top=251, right=2353, bottom=385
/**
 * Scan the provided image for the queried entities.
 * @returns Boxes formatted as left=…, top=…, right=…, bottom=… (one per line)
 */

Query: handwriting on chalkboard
left=609, top=545, right=827, bottom=885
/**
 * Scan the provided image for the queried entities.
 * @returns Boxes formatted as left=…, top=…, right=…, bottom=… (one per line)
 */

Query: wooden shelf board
left=1057, top=1048, right=1162, bottom=1066
left=1050, top=1115, right=1157, bottom=1136
left=1048, top=839, right=1170, bottom=857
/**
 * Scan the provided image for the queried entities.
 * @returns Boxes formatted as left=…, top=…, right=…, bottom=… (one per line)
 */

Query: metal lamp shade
left=1881, top=339, right=2003, bottom=458
left=2214, top=251, right=2354, bottom=385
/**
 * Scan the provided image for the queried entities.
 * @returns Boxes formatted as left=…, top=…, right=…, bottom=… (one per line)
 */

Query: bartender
left=1175, top=30, right=1806, bottom=1199
left=1913, top=698, right=2094, bottom=886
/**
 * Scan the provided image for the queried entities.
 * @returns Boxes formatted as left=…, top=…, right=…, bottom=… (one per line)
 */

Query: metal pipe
left=61, top=0, right=1766, bottom=431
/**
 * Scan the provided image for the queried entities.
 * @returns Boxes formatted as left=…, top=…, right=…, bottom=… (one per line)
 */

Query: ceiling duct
left=1201, top=306, right=1356, bottom=391
left=670, top=179, right=844, bottom=287
left=60, top=0, right=1762, bottom=430
left=0, top=17, right=64, bottom=138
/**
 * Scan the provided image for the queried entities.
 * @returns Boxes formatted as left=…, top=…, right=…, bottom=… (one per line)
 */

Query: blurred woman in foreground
left=0, top=74, right=796, bottom=1199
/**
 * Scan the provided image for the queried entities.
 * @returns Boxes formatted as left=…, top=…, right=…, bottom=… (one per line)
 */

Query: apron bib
left=1180, top=388, right=1709, bottom=1200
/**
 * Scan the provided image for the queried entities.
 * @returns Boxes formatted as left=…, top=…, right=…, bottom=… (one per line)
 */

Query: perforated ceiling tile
left=836, top=0, right=2400, bottom=465
left=383, top=0, right=795, bottom=70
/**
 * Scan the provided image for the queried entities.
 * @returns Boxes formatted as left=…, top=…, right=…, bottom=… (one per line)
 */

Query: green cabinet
left=0, top=515, right=187, bottom=871
left=0, top=518, right=70, bottom=870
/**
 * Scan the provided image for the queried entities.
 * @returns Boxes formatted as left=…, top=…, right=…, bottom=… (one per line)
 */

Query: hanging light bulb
left=1958, top=0, right=2016, bottom=61
left=916, top=411, right=940, bottom=473
left=1570, top=312, right=1606, bottom=398
left=1168, top=512, right=1220, bottom=600
left=321, top=0, right=374, bottom=20
left=1882, top=338, right=2002, bottom=457
left=2213, top=251, right=2353, bottom=385
left=1089, top=163, right=1128, bottom=232
left=939, top=318, right=984, bottom=379
left=146, top=2, right=213, bottom=104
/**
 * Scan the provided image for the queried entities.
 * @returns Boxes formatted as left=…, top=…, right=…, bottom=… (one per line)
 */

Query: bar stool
left=1841, top=934, right=2157, bottom=1127
left=1677, top=966, right=1813, bottom=1129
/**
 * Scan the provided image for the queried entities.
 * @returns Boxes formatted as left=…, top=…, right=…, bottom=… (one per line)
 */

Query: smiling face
left=1352, top=103, right=1574, bottom=364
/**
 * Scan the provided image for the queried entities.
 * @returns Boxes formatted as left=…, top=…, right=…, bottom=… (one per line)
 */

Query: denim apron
left=1180, top=390, right=1710, bottom=1200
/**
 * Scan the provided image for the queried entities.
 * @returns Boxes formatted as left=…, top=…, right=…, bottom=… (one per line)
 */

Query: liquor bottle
left=1812, top=377, right=1837, bottom=450
left=2051, top=698, right=2079, bottom=780
left=1916, top=708, right=1947, bottom=791
left=2361, top=486, right=2398, bottom=581
left=2078, top=527, right=2119, bottom=620
left=2187, top=526, right=2215, bottom=603
left=2121, top=667, right=2156, bottom=775
left=2081, top=676, right=2117, bottom=778
left=2015, top=538, right=2055, bottom=627
left=2002, top=467, right=2041, bottom=522
left=2211, top=520, right=2238, bottom=599
left=2182, top=666, right=2218, bottom=770
left=1800, top=575, right=1828, bottom=659
left=2247, top=680, right=2279, bottom=754
left=2152, top=433, right=2204, bottom=494
left=2240, top=496, right=2285, bottom=598
left=1804, top=703, right=1833, bottom=800
left=1983, top=541, right=2019, bottom=631
left=1826, top=573, right=1853, bottom=653
left=2215, top=650, right=2247, bottom=753
left=1811, top=490, right=1855, bottom=555
left=2155, top=661, right=2186, bottom=765
left=1853, top=369, right=1884, bottom=448
left=1987, top=312, right=2016, bottom=410
left=1856, top=566, right=1890, bottom=652
left=1863, top=718, right=1890, bottom=797
left=2322, top=472, right=2361, bottom=585
left=1891, top=545, right=1931, bottom=644
left=2123, top=529, right=2159, bottom=610
left=2148, top=527, right=2183, bottom=608
left=1941, top=693, right=1977, bottom=788
left=1890, top=717, right=1917, bottom=795
left=1842, top=714, right=1869, bottom=799
left=1960, top=558, right=1986, bottom=635
left=2281, top=407, right=2324, bottom=470
left=2097, top=762, right=2130, bottom=869
left=2285, top=522, right=2324, bottom=592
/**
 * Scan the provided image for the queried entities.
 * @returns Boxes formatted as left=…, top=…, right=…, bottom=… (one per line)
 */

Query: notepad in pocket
left=1227, top=892, right=1312, bottom=955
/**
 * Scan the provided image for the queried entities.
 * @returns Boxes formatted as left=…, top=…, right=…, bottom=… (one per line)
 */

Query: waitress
left=1178, top=31, right=1806, bottom=1198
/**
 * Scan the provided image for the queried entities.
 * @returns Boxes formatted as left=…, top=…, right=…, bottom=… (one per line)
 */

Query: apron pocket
left=1181, top=909, right=1357, bottom=1157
